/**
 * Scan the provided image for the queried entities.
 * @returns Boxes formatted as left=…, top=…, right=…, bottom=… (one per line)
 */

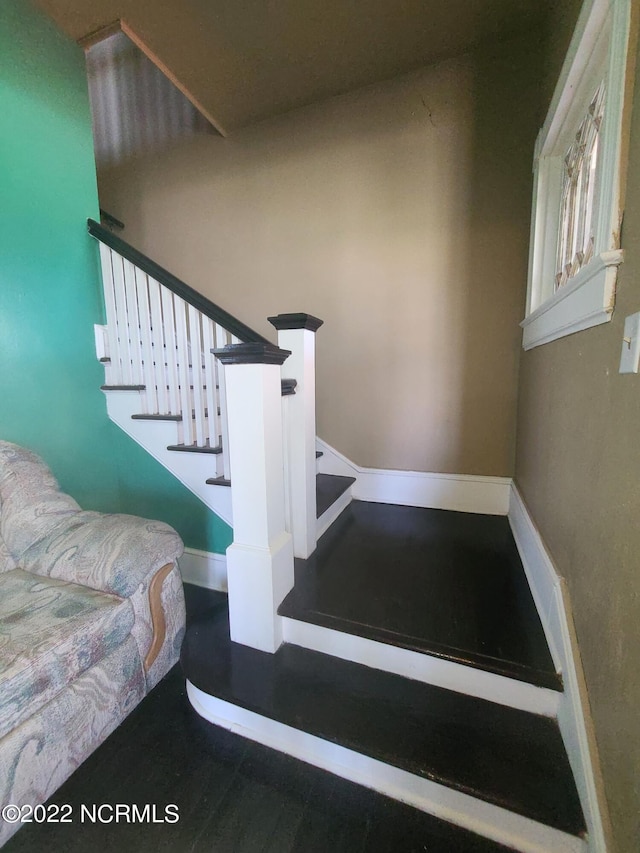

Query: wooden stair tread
left=316, top=473, right=355, bottom=518
left=167, top=443, right=222, bottom=454
left=131, top=412, right=183, bottom=421
left=206, top=476, right=231, bottom=487
left=101, top=384, right=145, bottom=391
left=181, top=590, right=585, bottom=838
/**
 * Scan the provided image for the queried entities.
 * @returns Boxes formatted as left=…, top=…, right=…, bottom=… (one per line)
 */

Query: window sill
left=520, top=249, right=623, bottom=350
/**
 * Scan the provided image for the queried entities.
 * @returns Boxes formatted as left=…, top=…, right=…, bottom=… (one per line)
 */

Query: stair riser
left=103, top=389, right=232, bottom=524
left=316, top=487, right=353, bottom=539
left=187, top=682, right=585, bottom=853
left=281, top=616, right=560, bottom=717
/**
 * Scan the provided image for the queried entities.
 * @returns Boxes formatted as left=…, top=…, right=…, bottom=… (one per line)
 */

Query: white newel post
left=213, top=342, right=294, bottom=653
left=268, top=313, right=323, bottom=559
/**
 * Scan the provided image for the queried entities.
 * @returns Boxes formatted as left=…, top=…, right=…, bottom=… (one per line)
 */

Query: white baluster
left=134, top=268, right=156, bottom=414
left=110, top=251, right=133, bottom=384
left=161, top=286, right=180, bottom=415
left=202, top=318, right=220, bottom=449
left=122, top=259, right=144, bottom=388
left=175, top=297, right=194, bottom=445
left=188, top=305, right=206, bottom=447
left=148, top=278, right=168, bottom=414
left=98, top=244, right=120, bottom=385
left=216, top=324, right=231, bottom=479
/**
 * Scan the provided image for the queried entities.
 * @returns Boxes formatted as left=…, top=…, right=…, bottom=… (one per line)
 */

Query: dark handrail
left=88, top=218, right=270, bottom=345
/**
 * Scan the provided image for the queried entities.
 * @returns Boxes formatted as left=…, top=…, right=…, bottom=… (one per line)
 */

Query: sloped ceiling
left=36, top=0, right=552, bottom=134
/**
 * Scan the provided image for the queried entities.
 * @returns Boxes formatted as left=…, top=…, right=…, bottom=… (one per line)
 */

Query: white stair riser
left=282, top=616, right=560, bottom=717
left=187, top=683, right=585, bottom=853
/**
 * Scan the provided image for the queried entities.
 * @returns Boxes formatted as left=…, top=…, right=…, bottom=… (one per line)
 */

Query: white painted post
left=268, top=313, right=323, bottom=559
left=213, top=342, right=295, bottom=653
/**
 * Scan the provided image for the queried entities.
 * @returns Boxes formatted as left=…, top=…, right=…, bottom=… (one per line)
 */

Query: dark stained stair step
left=206, top=476, right=231, bottom=487
left=101, top=384, right=146, bottom=391
left=181, top=591, right=585, bottom=840
left=103, top=380, right=294, bottom=396
left=167, top=442, right=223, bottom=454
left=316, top=473, right=355, bottom=518
left=132, top=408, right=217, bottom=421
left=131, top=412, right=183, bottom=421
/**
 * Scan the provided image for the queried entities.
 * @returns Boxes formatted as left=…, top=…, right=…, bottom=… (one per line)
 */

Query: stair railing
left=88, top=218, right=270, bottom=481
left=90, top=219, right=323, bottom=653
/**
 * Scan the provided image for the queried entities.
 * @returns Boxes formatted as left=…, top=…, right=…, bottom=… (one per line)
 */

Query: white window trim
left=521, top=0, right=632, bottom=351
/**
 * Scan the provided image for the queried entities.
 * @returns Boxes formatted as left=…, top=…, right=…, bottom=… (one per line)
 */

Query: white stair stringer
left=102, top=389, right=233, bottom=525
left=316, top=484, right=353, bottom=539
left=187, top=682, right=586, bottom=853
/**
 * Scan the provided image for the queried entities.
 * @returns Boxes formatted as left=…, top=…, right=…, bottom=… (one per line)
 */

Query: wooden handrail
left=88, top=218, right=270, bottom=345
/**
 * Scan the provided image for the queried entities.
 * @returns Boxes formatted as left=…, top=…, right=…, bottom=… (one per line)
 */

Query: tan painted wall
left=515, top=13, right=640, bottom=853
left=99, top=34, right=542, bottom=475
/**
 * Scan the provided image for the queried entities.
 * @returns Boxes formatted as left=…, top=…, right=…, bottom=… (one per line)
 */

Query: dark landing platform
left=6, top=597, right=514, bottom=853
left=279, top=501, right=561, bottom=690
left=182, top=588, right=585, bottom=838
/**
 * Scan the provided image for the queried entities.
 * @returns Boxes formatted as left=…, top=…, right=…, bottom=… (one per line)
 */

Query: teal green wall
left=0, top=0, right=232, bottom=554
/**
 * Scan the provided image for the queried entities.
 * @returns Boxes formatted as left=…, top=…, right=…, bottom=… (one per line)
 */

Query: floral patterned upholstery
left=0, top=569, right=133, bottom=740
left=0, top=440, right=186, bottom=845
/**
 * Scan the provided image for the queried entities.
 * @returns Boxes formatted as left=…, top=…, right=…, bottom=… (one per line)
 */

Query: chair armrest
left=20, top=511, right=183, bottom=598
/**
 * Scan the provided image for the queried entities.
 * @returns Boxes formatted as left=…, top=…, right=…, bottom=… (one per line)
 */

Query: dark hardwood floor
left=280, top=501, right=560, bottom=688
left=5, top=586, right=512, bottom=853
left=183, top=589, right=584, bottom=837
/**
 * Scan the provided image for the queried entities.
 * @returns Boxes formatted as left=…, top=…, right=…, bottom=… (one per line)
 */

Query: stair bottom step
left=181, top=589, right=585, bottom=846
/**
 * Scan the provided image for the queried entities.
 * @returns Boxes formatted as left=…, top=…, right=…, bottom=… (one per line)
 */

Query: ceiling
left=86, top=32, right=212, bottom=168
left=36, top=0, right=553, bottom=135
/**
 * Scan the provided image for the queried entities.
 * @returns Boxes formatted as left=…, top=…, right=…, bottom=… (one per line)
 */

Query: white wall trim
left=179, top=547, right=228, bottom=591
left=187, top=682, right=586, bottom=853
left=316, top=439, right=511, bottom=516
left=282, top=616, right=559, bottom=717
left=521, top=250, right=622, bottom=350
left=508, top=485, right=609, bottom=853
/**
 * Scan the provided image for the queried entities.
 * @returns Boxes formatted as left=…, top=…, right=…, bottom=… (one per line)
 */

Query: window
left=521, top=0, right=633, bottom=350
left=555, top=82, right=604, bottom=289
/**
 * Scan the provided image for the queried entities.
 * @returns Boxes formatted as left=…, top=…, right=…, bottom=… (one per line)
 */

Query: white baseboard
left=316, top=439, right=511, bottom=516
left=508, top=486, right=609, bottom=853
left=187, top=682, right=585, bottom=853
left=179, top=547, right=228, bottom=591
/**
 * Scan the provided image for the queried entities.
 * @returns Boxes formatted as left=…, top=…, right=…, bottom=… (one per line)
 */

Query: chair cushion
left=0, top=569, right=135, bottom=739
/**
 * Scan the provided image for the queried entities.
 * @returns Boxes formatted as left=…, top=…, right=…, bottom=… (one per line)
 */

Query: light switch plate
left=619, top=312, right=640, bottom=374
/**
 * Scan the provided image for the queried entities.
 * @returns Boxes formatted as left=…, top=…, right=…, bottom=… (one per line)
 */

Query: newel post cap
left=267, top=313, right=324, bottom=332
left=212, top=342, right=291, bottom=365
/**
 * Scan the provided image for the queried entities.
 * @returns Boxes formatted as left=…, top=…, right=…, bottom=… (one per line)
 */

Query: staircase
left=89, top=221, right=589, bottom=852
